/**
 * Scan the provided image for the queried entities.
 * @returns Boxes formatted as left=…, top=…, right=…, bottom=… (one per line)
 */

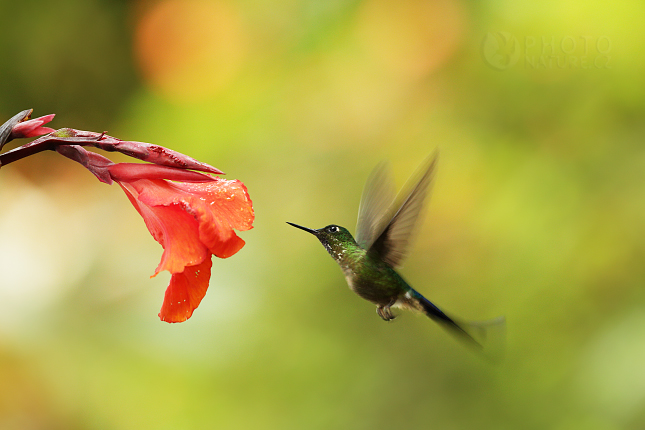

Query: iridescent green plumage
left=288, top=153, right=504, bottom=352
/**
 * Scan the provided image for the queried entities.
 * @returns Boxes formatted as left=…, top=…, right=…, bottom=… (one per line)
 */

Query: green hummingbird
left=287, top=153, right=504, bottom=351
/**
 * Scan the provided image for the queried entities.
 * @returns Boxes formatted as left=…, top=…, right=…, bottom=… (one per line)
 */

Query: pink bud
left=10, top=114, right=55, bottom=139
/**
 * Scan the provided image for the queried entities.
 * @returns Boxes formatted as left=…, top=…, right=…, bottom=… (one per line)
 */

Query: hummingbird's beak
left=286, top=222, right=318, bottom=235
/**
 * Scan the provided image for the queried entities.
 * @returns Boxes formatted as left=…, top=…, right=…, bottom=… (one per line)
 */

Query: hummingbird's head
left=287, top=222, right=357, bottom=261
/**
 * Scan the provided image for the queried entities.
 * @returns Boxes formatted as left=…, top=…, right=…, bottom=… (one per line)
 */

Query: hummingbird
left=287, top=152, right=504, bottom=351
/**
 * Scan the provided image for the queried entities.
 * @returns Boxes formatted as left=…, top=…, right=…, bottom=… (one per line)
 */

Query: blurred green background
left=1, top=0, right=644, bottom=429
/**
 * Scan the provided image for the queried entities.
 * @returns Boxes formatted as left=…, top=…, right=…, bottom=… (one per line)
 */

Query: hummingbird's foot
left=376, top=302, right=396, bottom=321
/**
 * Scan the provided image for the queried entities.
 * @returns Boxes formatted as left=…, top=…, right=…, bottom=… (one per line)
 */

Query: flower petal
left=135, top=179, right=254, bottom=258
left=193, top=180, right=254, bottom=258
left=117, top=180, right=210, bottom=274
left=158, top=259, right=212, bottom=323
left=108, top=162, right=216, bottom=183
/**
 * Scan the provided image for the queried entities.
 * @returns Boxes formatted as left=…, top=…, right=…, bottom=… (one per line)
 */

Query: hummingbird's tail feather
left=410, top=290, right=506, bottom=360
left=455, top=316, right=506, bottom=362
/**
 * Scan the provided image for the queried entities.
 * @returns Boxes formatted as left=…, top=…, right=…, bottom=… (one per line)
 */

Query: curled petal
left=108, top=163, right=217, bottom=183
left=158, top=259, right=213, bottom=323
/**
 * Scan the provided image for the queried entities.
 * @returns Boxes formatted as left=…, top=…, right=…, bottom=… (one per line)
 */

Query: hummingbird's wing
left=355, top=161, right=396, bottom=250
left=367, top=151, right=438, bottom=268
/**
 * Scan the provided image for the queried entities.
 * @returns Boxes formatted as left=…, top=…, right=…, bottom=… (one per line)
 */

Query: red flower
left=108, top=163, right=254, bottom=323
left=1, top=109, right=254, bottom=323
left=10, top=114, right=55, bottom=139
left=54, top=145, right=254, bottom=323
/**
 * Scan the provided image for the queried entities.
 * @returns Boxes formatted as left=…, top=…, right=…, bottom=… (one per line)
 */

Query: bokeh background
left=1, top=0, right=644, bottom=429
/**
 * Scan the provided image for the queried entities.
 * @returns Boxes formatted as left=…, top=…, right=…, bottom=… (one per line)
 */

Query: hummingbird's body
left=319, top=230, right=423, bottom=319
left=325, top=233, right=405, bottom=312
left=288, top=153, right=504, bottom=350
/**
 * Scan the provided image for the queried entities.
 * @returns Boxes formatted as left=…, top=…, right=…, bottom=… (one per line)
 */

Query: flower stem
left=0, top=129, right=75, bottom=167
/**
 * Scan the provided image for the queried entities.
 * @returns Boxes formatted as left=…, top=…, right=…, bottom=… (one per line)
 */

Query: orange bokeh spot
left=356, top=0, right=468, bottom=79
left=134, top=0, right=247, bottom=102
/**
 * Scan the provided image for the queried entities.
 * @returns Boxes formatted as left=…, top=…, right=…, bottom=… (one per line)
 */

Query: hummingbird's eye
left=328, top=226, right=339, bottom=233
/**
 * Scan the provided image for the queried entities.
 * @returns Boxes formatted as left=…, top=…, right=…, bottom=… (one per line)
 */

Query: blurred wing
left=368, top=151, right=438, bottom=268
left=355, top=161, right=396, bottom=249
